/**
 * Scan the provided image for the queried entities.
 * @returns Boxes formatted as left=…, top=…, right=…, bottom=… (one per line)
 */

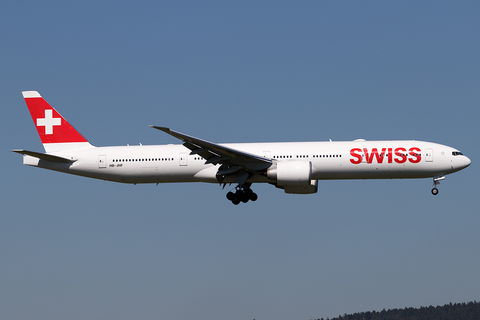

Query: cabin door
left=425, top=148, right=433, bottom=162
left=179, top=153, right=188, bottom=166
left=98, top=155, right=107, bottom=168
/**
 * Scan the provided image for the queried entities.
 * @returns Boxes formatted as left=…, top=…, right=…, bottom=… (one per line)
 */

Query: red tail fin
left=23, top=91, right=93, bottom=152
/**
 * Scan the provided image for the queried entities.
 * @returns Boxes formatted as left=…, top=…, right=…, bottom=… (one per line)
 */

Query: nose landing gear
left=431, top=175, right=445, bottom=195
left=226, top=185, right=258, bottom=205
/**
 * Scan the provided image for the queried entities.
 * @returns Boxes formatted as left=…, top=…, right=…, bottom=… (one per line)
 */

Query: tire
left=431, top=188, right=439, bottom=195
left=226, top=192, right=235, bottom=200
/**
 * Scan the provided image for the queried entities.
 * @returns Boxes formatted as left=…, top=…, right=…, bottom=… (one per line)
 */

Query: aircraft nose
left=464, top=156, right=472, bottom=168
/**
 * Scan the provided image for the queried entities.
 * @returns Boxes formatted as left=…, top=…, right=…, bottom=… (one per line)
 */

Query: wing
left=150, top=126, right=273, bottom=183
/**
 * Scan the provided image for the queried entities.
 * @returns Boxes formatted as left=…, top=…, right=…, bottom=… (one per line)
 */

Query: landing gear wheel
left=241, top=192, right=249, bottom=203
left=226, top=184, right=258, bottom=205
left=431, top=176, right=444, bottom=196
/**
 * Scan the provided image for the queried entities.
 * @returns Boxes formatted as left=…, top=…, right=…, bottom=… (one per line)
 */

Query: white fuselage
left=22, top=140, right=471, bottom=184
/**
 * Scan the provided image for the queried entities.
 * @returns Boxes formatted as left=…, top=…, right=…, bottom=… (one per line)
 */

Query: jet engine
left=267, top=161, right=318, bottom=194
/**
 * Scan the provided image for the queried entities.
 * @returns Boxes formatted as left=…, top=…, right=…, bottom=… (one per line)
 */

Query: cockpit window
left=452, top=151, right=464, bottom=156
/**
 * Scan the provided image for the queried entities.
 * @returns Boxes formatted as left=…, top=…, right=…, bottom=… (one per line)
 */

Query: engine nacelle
left=267, top=161, right=318, bottom=194
left=283, top=180, right=318, bottom=194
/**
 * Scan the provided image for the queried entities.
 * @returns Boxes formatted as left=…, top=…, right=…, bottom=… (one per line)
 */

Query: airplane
left=13, top=91, right=471, bottom=205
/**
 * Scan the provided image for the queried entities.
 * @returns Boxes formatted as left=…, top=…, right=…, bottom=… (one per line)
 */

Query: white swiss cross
left=37, top=109, right=61, bottom=135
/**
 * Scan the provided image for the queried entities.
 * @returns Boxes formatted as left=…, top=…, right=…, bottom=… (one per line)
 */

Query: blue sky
left=1, top=1, right=479, bottom=319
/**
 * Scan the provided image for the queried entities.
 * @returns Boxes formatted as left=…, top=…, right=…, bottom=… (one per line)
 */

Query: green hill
left=315, top=301, right=480, bottom=320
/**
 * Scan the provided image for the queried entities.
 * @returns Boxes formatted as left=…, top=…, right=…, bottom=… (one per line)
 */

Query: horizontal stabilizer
left=11, top=149, right=76, bottom=163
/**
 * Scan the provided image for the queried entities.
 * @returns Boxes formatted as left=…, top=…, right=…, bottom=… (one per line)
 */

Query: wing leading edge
left=149, top=126, right=273, bottom=183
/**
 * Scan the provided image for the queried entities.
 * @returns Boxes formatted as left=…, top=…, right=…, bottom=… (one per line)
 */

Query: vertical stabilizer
left=22, top=91, right=94, bottom=152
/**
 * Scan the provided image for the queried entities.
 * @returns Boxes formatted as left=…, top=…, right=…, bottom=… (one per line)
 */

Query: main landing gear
left=431, top=175, right=445, bottom=195
left=226, top=185, right=258, bottom=205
